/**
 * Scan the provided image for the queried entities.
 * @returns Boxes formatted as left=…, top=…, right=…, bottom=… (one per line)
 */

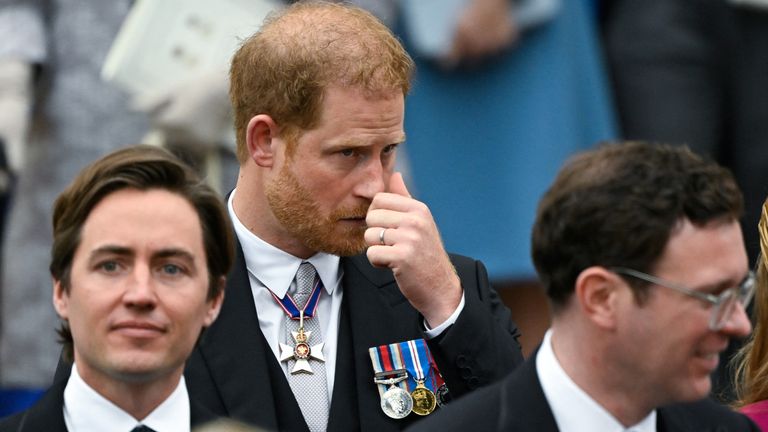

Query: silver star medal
left=279, top=310, right=325, bottom=374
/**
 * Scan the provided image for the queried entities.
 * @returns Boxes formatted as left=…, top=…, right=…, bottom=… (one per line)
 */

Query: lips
left=693, top=350, right=721, bottom=372
left=111, top=320, right=166, bottom=338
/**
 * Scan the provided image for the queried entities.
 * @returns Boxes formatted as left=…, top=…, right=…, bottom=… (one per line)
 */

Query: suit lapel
left=337, top=255, right=424, bottom=431
left=656, top=405, right=712, bottom=432
left=11, top=379, right=68, bottom=431
left=196, top=240, right=282, bottom=429
left=325, top=286, right=359, bottom=431
left=499, top=353, right=559, bottom=432
left=190, top=397, right=220, bottom=427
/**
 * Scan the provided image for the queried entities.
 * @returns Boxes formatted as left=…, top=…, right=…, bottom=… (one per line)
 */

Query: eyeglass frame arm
left=609, top=267, right=722, bottom=305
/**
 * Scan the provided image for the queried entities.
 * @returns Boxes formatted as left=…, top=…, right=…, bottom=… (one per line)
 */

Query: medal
left=410, top=380, right=436, bottom=415
left=426, top=349, right=450, bottom=407
left=435, top=383, right=450, bottom=407
left=273, top=278, right=325, bottom=374
left=369, top=338, right=445, bottom=418
left=404, top=339, right=436, bottom=415
left=375, top=372, right=413, bottom=419
left=369, top=345, right=413, bottom=418
left=278, top=310, right=325, bottom=373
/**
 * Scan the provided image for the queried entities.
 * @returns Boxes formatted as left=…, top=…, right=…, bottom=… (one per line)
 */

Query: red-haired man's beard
left=266, top=165, right=369, bottom=256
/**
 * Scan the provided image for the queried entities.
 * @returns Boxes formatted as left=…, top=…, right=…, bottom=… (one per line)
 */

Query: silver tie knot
left=293, top=262, right=317, bottom=307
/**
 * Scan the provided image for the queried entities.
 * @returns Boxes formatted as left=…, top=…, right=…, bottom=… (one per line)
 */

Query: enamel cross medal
left=273, top=271, right=325, bottom=375
left=279, top=309, right=325, bottom=373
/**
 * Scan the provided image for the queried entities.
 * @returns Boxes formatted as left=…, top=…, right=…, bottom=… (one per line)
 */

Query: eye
left=98, top=261, right=119, bottom=273
left=340, top=148, right=356, bottom=157
left=383, top=144, right=398, bottom=154
left=160, top=264, right=183, bottom=275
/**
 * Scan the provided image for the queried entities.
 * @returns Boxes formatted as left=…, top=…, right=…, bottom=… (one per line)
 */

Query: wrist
left=422, top=275, right=462, bottom=328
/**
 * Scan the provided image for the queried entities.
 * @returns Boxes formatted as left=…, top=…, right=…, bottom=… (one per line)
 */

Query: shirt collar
left=228, top=189, right=341, bottom=298
left=536, top=329, right=657, bottom=432
left=63, top=363, right=190, bottom=432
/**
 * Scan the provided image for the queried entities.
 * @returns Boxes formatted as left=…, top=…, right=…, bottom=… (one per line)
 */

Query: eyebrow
left=89, top=245, right=196, bottom=263
left=89, top=245, right=133, bottom=259
left=696, top=273, right=749, bottom=295
left=324, top=135, right=407, bottom=152
left=154, top=249, right=197, bottom=264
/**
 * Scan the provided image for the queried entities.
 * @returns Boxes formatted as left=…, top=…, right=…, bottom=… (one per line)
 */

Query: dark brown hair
left=531, top=141, right=743, bottom=312
left=51, top=144, right=234, bottom=360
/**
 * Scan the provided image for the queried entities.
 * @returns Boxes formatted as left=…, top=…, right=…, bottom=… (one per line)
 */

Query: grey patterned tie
left=285, top=262, right=329, bottom=432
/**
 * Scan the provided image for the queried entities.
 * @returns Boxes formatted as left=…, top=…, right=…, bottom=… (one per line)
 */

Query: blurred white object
left=401, top=0, right=560, bottom=59
left=102, top=0, right=281, bottom=96
left=0, top=59, right=32, bottom=172
left=131, top=68, right=232, bottom=151
left=727, top=0, right=768, bottom=9
left=103, top=0, right=275, bottom=192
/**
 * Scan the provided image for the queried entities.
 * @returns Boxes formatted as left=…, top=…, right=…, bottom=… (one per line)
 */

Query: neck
left=233, top=169, right=315, bottom=259
left=75, top=363, right=182, bottom=420
left=550, top=321, right=656, bottom=427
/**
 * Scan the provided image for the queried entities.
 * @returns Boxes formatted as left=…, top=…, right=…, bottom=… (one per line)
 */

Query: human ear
left=52, top=279, right=70, bottom=320
left=245, top=114, right=279, bottom=167
left=574, top=267, right=621, bottom=330
left=203, top=276, right=226, bottom=326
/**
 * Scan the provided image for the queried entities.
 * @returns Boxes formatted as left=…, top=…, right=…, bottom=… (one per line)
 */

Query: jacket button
left=467, top=377, right=480, bottom=389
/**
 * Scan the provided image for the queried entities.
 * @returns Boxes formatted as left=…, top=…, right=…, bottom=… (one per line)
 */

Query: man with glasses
left=409, top=141, right=758, bottom=431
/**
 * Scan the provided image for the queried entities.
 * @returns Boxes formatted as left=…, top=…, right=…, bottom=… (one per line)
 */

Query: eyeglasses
left=609, top=267, right=755, bottom=331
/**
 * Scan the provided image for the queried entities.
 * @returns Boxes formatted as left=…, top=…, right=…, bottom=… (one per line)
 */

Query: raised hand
left=365, top=172, right=462, bottom=327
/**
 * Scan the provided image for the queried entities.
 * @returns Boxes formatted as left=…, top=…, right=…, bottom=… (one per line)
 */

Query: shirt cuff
left=423, top=291, right=465, bottom=339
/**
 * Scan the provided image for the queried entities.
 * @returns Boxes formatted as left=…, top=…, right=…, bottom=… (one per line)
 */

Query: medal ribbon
left=271, top=276, right=323, bottom=320
left=401, top=339, right=436, bottom=392
left=368, top=343, right=409, bottom=397
left=426, top=347, right=445, bottom=390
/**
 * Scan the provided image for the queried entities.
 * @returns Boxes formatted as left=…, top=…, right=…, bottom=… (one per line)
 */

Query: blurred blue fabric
left=0, top=388, right=44, bottom=418
left=398, top=0, right=617, bottom=280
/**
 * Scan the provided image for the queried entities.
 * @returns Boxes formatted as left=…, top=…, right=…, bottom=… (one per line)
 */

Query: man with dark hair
left=409, top=141, right=758, bottom=431
left=0, top=145, right=234, bottom=431
left=184, top=1, right=523, bottom=431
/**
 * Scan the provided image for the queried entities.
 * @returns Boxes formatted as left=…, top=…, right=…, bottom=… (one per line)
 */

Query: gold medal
left=410, top=380, right=436, bottom=416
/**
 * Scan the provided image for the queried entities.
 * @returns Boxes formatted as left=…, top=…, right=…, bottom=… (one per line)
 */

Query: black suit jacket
left=0, top=378, right=217, bottom=432
left=184, top=238, right=523, bottom=431
left=407, top=351, right=759, bottom=431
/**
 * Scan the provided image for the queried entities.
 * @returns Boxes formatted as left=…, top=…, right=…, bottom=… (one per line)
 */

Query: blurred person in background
left=733, top=199, right=768, bottom=429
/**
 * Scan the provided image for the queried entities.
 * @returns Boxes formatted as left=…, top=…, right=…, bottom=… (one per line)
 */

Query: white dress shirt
left=227, top=190, right=464, bottom=401
left=536, top=329, right=657, bottom=432
left=63, top=363, right=190, bottom=432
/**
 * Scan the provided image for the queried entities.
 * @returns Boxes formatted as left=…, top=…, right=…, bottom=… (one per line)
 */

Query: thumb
left=388, top=172, right=411, bottom=198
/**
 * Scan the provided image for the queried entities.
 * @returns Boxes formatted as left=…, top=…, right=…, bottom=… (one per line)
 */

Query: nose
left=122, top=266, right=157, bottom=310
left=719, top=302, right=752, bottom=338
left=355, top=158, right=387, bottom=199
